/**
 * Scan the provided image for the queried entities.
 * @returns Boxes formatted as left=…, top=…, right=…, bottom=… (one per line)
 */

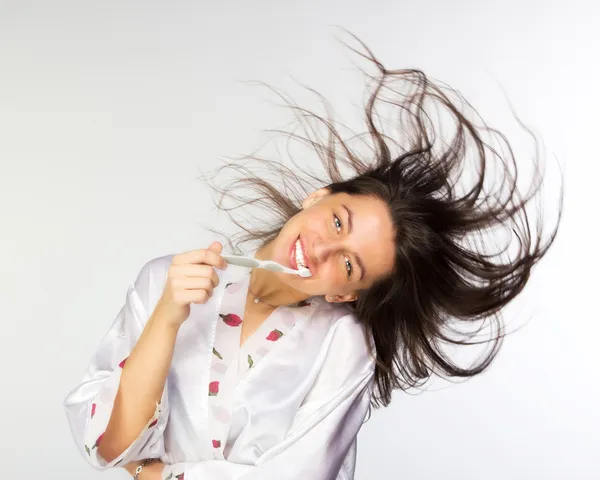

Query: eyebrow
left=341, top=204, right=366, bottom=282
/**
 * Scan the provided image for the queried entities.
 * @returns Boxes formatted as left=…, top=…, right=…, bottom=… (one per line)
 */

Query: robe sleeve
left=162, top=314, right=375, bottom=480
left=63, top=269, right=170, bottom=469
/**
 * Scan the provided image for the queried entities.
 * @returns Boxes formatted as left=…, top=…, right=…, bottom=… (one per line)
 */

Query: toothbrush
left=221, top=254, right=312, bottom=278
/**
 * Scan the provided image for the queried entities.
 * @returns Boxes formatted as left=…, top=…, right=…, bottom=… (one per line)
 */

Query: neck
left=249, top=242, right=310, bottom=307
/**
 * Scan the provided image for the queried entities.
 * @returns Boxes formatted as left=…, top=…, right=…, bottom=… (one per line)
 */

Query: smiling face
left=259, top=189, right=396, bottom=302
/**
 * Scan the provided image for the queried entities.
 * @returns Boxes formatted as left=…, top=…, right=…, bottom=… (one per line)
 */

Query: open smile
left=290, top=235, right=311, bottom=274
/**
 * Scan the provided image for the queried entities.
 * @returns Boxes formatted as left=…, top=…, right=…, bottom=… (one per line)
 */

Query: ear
left=301, top=188, right=330, bottom=210
left=325, top=292, right=358, bottom=304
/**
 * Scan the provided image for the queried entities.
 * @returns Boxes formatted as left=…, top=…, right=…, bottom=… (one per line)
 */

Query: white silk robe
left=64, top=253, right=376, bottom=479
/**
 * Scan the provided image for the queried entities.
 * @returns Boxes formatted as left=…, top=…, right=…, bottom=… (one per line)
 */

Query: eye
left=333, top=215, right=352, bottom=279
left=333, top=214, right=342, bottom=232
left=344, top=257, right=353, bottom=279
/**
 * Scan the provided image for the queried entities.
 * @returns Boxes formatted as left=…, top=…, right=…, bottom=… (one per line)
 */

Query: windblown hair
left=204, top=36, right=563, bottom=408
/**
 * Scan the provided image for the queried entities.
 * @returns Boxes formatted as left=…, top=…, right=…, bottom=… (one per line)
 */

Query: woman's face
left=263, top=189, right=396, bottom=301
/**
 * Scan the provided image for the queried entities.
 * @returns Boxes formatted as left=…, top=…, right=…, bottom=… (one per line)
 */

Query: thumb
left=208, top=241, right=223, bottom=253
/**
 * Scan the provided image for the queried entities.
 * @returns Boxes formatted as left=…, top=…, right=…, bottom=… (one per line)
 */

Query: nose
left=312, top=238, right=343, bottom=264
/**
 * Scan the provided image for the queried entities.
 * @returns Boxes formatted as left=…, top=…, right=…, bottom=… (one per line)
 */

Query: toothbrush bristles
left=298, top=268, right=312, bottom=278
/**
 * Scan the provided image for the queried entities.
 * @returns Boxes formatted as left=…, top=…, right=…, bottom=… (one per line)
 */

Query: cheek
left=316, top=260, right=346, bottom=288
left=285, top=262, right=344, bottom=293
left=303, top=208, right=331, bottom=232
left=282, top=210, right=324, bottom=239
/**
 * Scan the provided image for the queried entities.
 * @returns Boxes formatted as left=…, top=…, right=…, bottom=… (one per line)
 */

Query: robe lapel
left=237, top=299, right=316, bottom=382
left=207, top=264, right=250, bottom=459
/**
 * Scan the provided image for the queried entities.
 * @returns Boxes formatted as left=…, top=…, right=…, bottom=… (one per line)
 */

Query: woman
left=64, top=39, right=561, bottom=480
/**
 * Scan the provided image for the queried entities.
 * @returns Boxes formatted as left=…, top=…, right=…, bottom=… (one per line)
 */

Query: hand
left=123, top=460, right=165, bottom=479
left=155, top=242, right=227, bottom=328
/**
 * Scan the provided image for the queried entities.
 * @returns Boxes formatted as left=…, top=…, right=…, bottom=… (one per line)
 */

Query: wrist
left=151, top=301, right=185, bottom=331
left=128, top=459, right=164, bottom=480
left=149, top=306, right=182, bottom=333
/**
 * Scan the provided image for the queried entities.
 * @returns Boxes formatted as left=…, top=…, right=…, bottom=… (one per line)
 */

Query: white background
left=1, top=1, right=598, bottom=478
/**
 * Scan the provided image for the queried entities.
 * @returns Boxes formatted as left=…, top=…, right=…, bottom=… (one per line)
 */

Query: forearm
left=99, top=304, right=179, bottom=462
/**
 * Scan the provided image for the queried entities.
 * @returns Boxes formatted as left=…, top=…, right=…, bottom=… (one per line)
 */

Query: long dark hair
left=203, top=36, right=563, bottom=408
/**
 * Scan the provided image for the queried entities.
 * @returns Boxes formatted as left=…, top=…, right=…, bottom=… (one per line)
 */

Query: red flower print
left=266, top=329, right=283, bottom=341
left=92, top=432, right=104, bottom=449
left=212, top=439, right=221, bottom=448
left=220, top=313, right=242, bottom=327
left=91, top=403, right=96, bottom=418
left=148, top=419, right=158, bottom=428
left=118, top=357, right=128, bottom=368
left=208, top=381, right=219, bottom=396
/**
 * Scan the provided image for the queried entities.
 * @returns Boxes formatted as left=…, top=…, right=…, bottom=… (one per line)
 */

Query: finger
left=173, top=247, right=226, bottom=269
left=179, top=289, right=210, bottom=305
left=173, top=264, right=219, bottom=287
left=172, top=276, right=215, bottom=293
left=207, top=242, right=227, bottom=269
left=206, top=268, right=219, bottom=288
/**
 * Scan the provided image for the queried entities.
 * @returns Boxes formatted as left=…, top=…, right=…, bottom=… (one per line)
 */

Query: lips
left=290, top=235, right=311, bottom=273
left=289, top=237, right=299, bottom=270
left=299, top=237, right=311, bottom=272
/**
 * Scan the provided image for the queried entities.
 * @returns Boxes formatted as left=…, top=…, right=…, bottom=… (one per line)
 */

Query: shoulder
left=134, top=254, right=174, bottom=289
left=296, top=300, right=376, bottom=403
left=309, top=299, right=376, bottom=376
left=311, top=299, right=372, bottom=346
left=131, top=254, right=175, bottom=313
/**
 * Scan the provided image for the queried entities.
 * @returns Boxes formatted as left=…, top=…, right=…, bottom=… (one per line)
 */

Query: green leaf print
left=85, top=445, right=90, bottom=456
left=165, top=473, right=174, bottom=480
left=248, top=354, right=254, bottom=369
left=212, top=347, right=223, bottom=360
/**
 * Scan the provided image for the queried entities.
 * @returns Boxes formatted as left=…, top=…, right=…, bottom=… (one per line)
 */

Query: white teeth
left=295, top=239, right=307, bottom=268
